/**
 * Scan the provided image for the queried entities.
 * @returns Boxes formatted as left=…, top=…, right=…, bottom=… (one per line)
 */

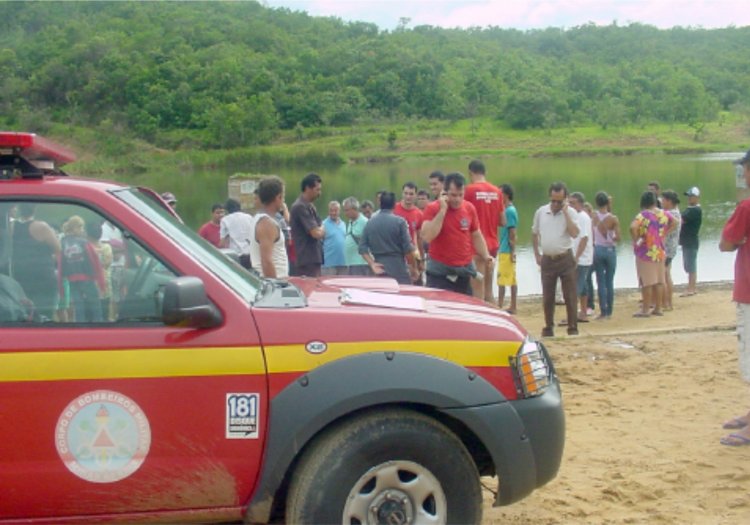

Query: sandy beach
left=484, top=281, right=750, bottom=525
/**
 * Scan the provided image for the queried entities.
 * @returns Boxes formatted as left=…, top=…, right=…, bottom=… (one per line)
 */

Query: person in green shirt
left=343, top=197, right=371, bottom=276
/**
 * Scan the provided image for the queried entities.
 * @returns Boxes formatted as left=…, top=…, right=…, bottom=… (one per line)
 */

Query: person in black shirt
left=290, top=173, right=325, bottom=277
left=11, top=203, right=60, bottom=320
left=679, top=186, right=702, bottom=296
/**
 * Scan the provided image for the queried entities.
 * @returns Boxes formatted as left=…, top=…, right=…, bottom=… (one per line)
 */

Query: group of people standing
left=194, top=164, right=707, bottom=343
left=197, top=161, right=519, bottom=302
left=531, top=179, right=703, bottom=337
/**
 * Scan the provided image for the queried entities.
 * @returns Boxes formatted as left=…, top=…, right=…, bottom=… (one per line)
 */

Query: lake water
left=123, top=152, right=745, bottom=296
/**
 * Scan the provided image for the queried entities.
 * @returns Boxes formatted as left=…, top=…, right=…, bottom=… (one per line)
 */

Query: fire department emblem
left=55, top=390, right=151, bottom=483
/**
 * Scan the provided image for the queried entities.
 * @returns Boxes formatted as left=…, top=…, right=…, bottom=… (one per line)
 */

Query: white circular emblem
left=55, top=390, right=151, bottom=483
left=306, top=341, right=328, bottom=354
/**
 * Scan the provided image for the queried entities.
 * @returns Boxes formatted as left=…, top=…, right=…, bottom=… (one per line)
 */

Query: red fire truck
left=0, top=133, right=563, bottom=524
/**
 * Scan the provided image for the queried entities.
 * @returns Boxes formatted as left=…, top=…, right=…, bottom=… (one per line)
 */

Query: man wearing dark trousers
left=532, top=182, right=580, bottom=337
left=290, top=173, right=325, bottom=277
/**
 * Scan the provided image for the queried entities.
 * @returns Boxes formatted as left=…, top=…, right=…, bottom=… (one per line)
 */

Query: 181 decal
left=226, top=393, right=259, bottom=439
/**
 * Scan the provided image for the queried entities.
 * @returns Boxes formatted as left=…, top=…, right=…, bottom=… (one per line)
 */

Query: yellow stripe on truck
left=265, top=340, right=519, bottom=373
left=0, top=347, right=266, bottom=382
left=0, top=340, right=518, bottom=383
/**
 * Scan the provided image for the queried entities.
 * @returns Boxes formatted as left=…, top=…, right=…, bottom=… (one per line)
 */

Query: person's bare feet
left=723, top=415, right=750, bottom=429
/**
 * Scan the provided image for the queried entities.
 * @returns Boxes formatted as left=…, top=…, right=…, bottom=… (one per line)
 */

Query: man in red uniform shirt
left=719, top=149, right=750, bottom=446
left=464, top=160, right=506, bottom=302
left=394, top=182, right=424, bottom=281
left=421, top=172, right=493, bottom=296
left=198, top=203, right=225, bottom=248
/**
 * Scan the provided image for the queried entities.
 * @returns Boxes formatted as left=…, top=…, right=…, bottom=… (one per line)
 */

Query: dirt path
left=483, top=283, right=750, bottom=524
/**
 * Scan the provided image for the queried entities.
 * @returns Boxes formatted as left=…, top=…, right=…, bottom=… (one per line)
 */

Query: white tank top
left=250, top=213, right=289, bottom=279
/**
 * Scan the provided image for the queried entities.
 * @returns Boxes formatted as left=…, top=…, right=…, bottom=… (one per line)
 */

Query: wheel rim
left=342, top=460, right=447, bottom=525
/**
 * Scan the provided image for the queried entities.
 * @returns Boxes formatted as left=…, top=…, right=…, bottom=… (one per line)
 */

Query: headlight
left=511, top=337, right=551, bottom=398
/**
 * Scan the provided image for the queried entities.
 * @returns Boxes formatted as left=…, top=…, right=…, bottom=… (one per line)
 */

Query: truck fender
left=245, top=351, right=521, bottom=523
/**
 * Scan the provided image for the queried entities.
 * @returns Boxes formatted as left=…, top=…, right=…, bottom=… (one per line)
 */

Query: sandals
left=632, top=311, right=650, bottom=318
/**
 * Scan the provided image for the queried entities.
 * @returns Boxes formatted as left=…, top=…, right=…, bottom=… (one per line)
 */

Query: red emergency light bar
left=0, top=132, right=76, bottom=166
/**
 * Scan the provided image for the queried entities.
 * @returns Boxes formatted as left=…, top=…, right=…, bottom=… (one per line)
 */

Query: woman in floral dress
left=630, top=190, right=674, bottom=317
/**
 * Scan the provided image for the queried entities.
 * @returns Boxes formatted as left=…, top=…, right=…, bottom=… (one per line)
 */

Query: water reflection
left=119, top=153, right=741, bottom=295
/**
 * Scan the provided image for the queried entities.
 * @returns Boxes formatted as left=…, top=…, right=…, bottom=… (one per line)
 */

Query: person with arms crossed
left=290, top=173, right=325, bottom=277
left=719, top=149, right=750, bottom=446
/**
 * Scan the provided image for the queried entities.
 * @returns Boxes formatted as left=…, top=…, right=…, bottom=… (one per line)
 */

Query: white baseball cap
left=684, top=186, right=700, bottom=197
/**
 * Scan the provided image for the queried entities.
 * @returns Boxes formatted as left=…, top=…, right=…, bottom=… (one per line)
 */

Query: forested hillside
left=1, top=1, right=748, bottom=149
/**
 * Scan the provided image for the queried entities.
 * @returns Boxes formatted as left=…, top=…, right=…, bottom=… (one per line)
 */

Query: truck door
left=0, top=199, right=267, bottom=520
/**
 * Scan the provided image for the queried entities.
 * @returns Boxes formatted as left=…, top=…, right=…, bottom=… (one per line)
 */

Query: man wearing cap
left=718, top=149, right=750, bottom=446
left=679, top=186, right=702, bottom=296
left=161, top=192, right=177, bottom=209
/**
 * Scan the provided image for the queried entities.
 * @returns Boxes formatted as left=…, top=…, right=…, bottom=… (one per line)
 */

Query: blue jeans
left=593, top=245, right=617, bottom=317
left=69, top=280, right=103, bottom=322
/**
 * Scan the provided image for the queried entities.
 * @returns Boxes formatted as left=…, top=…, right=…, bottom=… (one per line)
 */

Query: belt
left=543, top=250, right=572, bottom=261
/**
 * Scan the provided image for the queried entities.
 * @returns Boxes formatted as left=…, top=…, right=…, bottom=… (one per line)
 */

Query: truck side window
left=0, top=201, right=177, bottom=325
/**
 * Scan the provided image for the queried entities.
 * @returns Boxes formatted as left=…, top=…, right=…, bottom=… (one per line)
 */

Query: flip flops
left=720, top=433, right=750, bottom=447
left=633, top=311, right=650, bottom=318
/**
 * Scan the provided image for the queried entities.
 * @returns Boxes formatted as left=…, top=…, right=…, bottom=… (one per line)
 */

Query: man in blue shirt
left=322, top=200, right=347, bottom=275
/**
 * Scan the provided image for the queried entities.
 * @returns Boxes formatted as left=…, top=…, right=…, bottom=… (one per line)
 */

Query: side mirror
left=162, top=276, right=222, bottom=328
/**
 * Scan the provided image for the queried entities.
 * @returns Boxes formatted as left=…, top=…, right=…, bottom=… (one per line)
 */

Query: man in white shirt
left=532, top=182, right=580, bottom=337
left=570, top=192, right=594, bottom=322
left=250, top=177, right=288, bottom=279
left=220, top=198, right=254, bottom=269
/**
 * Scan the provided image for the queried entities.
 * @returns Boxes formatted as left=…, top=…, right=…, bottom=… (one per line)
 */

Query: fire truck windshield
left=114, top=187, right=262, bottom=303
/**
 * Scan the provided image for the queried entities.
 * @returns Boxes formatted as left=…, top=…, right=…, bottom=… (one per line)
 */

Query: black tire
left=286, top=408, right=482, bottom=525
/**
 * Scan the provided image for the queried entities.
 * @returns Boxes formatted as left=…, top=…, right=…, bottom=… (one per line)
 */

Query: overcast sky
left=262, top=0, right=750, bottom=31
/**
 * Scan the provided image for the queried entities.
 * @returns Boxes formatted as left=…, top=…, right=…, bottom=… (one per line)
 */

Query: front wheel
left=286, top=408, right=482, bottom=525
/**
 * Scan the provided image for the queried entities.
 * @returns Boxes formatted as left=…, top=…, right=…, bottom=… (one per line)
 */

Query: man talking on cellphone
left=532, top=182, right=580, bottom=337
left=421, top=172, right=493, bottom=296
